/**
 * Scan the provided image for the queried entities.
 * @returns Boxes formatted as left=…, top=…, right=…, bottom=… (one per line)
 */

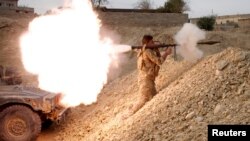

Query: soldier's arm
left=161, top=48, right=172, bottom=61
left=144, top=49, right=163, bottom=66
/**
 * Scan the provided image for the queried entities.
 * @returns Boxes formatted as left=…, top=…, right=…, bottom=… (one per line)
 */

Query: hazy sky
left=19, top=0, right=250, bottom=18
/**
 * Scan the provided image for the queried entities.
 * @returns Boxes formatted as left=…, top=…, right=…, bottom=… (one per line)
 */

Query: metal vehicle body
left=0, top=85, right=68, bottom=141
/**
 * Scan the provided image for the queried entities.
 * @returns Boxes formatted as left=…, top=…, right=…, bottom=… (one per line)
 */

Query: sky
left=19, top=0, right=250, bottom=18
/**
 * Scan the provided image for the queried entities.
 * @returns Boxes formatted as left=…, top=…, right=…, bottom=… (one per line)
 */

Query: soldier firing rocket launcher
left=131, top=40, right=220, bottom=60
left=131, top=41, right=220, bottom=49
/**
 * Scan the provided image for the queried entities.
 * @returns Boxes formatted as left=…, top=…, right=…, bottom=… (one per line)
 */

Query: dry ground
left=0, top=13, right=249, bottom=141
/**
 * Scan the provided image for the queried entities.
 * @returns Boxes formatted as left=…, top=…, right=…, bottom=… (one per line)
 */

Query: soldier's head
left=142, top=35, right=154, bottom=45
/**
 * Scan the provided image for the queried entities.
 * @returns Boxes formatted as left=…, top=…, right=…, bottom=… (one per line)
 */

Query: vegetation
left=197, top=16, right=216, bottom=31
left=135, top=0, right=153, bottom=9
left=157, top=0, right=189, bottom=13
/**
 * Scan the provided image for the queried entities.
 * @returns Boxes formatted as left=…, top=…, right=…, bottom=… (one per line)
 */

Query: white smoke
left=99, top=27, right=131, bottom=81
left=19, top=0, right=130, bottom=107
left=174, top=23, right=205, bottom=62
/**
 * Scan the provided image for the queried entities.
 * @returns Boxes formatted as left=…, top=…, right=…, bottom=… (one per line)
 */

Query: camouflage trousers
left=131, top=75, right=157, bottom=114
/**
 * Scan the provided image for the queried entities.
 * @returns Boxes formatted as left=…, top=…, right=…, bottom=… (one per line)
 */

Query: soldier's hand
left=162, top=48, right=172, bottom=61
left=165, top=48, right=172, bottom=55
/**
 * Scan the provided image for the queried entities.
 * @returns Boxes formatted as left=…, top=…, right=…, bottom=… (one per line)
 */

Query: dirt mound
left=51, top=47, right=249, bottom=141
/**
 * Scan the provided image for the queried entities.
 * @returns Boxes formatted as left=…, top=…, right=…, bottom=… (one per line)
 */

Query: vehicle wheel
left=0, top=105, right=41, bottom=141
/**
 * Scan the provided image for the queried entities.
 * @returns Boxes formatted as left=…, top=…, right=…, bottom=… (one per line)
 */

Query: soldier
left=128, top=35, right=172, bottom=115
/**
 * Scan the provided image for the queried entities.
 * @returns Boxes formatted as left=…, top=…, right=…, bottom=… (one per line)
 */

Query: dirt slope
left=50, top=47, right=249, bottom=141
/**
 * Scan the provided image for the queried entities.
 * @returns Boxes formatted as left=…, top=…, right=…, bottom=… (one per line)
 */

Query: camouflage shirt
left=137, top=46, right=164, bottom=80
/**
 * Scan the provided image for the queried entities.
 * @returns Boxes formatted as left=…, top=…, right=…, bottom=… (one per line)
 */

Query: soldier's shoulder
left=144, top=48, right=157, bottom=55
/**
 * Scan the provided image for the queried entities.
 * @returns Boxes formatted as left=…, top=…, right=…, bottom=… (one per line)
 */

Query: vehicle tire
left=0, top=105, right=41, bottom=141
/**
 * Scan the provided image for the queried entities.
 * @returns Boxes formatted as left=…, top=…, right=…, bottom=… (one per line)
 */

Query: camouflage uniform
left=131, top=45, right=164, bottom=113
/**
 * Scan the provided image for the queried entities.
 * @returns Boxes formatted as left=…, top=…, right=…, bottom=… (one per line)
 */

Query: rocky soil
left=50, top=47, right=250, bottom=141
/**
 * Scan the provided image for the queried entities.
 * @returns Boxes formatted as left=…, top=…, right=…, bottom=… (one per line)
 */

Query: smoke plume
left=99, top=27, right=131, bottom=81
left=174, top=23, right=205, bottom=62
left=20, top=0, right=130, bottom=107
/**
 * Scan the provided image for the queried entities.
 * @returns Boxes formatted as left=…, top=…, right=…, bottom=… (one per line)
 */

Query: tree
left=158, top=0, right=189, bottom=13
left=135, top=0, right=153, bottom=9
left=197, top=16, right=216, bottom=31
left=91, top=0, right=108, bottom=7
